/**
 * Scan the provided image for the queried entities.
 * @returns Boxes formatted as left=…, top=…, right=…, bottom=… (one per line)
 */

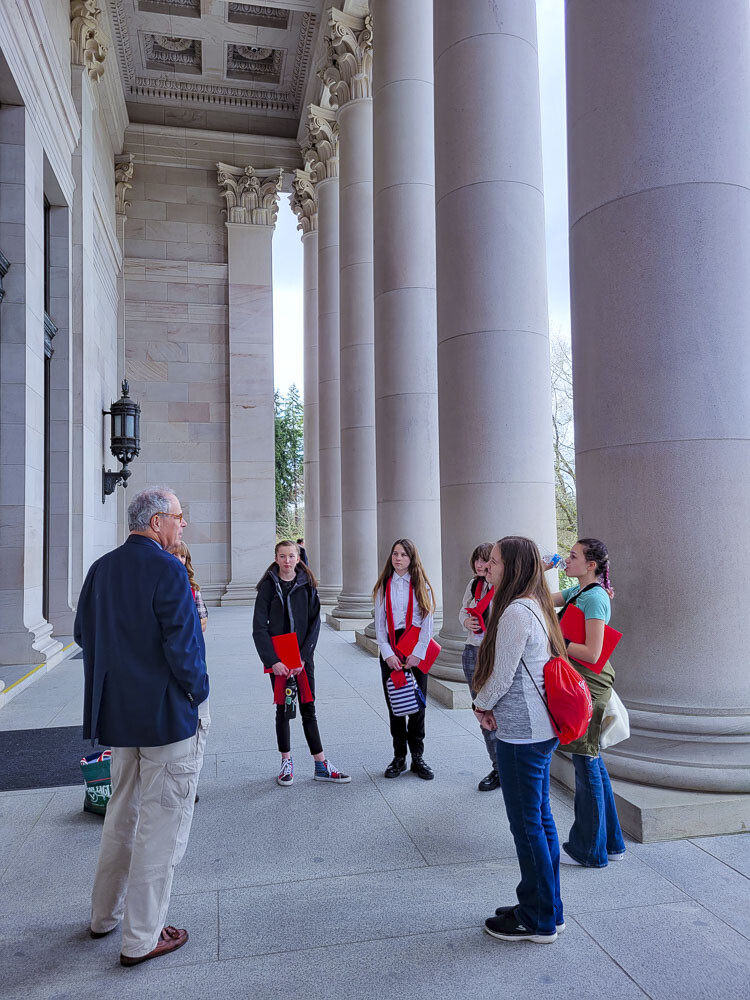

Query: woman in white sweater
left=472, top=536, right=568, bottom=944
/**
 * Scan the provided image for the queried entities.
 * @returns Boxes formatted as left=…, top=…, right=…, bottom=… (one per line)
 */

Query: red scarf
left=385, top=575, right=414, bottom=663
left=273, top=669, right=313, bottom=705
left=466, top=579, right=494, bottom=632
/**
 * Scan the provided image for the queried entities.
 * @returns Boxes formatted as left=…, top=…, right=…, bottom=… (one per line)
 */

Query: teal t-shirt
left=561, top=584, right=611, bottom=624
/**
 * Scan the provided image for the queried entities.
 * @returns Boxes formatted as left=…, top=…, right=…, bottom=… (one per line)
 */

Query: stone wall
left=121, top=158, right=230, bottom=602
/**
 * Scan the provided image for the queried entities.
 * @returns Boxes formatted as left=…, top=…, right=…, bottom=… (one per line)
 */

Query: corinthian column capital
left=320, top=8, right=373, bottom=109
left=290, top=167, right=318, bottom=235
left=70, top=0, right=108, bottom=80
left=216, top=164, right=283, bottom=226
left=114, top=154, right=134, bottom=216
left=302, top=105, right=339, bottom=182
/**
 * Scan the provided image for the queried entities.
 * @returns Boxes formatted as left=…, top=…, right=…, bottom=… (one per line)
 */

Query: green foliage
left=551, top=334, right=578, bottom=560
left=275, top=385, right=305, bottom=539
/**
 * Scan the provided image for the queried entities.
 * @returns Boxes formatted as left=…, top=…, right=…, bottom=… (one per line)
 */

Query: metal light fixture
left=102, top=379, right=141, bottom=502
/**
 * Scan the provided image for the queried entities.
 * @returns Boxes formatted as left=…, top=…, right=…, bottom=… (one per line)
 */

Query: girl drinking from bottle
left=253, top=540, right=350, bottom=787
left=373, top=538, right=436, bottom=780
left=459, top=542, right=499, bottom=791
left=546, top=538, right=626, bottom=867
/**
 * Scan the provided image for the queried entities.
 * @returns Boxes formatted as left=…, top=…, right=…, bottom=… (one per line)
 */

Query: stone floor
left=1, top=607, right=749, bottom=1000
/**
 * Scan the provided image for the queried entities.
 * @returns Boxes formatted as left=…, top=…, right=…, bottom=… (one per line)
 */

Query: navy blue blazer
left=74, top=534, right=210, bottom=747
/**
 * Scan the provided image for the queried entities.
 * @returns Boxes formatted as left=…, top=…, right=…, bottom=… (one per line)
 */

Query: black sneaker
left=485, top=910, right=558, bottom=943
left=384, top=756, right=407, bottom=778
left=410, top=756, right=434, bottom=780
left=494, top=904, right=565, bottom=933
left=477, top=768, right=501, bottom=792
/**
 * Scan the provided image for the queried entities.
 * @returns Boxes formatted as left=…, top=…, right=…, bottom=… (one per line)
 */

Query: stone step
left=0, top=642, right=79, bottom=710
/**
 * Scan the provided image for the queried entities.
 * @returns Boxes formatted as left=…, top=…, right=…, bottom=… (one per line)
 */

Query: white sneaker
left=607, top=851, right=626, bottom=862
left=559, top=849, right=584, bottom=866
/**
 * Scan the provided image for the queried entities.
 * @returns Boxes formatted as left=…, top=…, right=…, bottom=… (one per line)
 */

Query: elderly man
left=74, top=486, right=210, bottom=967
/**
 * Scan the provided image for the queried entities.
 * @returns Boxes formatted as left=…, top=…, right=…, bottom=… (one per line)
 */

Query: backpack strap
left=559, top=581, right=601, bottom=617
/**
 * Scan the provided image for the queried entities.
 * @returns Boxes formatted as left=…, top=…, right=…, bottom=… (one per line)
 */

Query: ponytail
left=256, top=540, right=318, bottom=590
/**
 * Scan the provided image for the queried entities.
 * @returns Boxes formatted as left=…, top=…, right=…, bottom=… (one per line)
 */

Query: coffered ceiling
left=107, top=0, right=329, bottom=138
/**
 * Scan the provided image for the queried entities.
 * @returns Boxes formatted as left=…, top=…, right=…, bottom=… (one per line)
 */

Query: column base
left=220, top=583, right=257, bottom=607
left=431, top=633, right=466, bottom=684
left=317, top=585, right=342, bottom=605
left=550, top=752, right=750, bottom=842
left=427, top=675, right=473, bottom=709
left=0, top=619, right=63, bottom=667
left=326, top=614, right=372, bottom=632
left=354, top=630, right=379, bottom=656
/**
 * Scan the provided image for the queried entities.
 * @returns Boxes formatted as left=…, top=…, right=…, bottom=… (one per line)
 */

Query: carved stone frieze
left=290, top=167, right=318, bottom=235
left=70, top=0, right=108, bottom=81
left=320, top=8, right=373, bottom=109
left=302, top=105, right=339, bottom=182
left=216, top=164, right=283, bottom=227
left=114, top=154, right=135, bottom=216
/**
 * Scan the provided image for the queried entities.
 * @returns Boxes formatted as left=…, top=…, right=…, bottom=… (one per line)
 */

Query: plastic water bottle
left=543, top=553, right=565, bottom=570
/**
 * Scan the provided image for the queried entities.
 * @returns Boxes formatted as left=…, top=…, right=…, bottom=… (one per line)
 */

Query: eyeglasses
left=155, top=511, right=187, bottom=525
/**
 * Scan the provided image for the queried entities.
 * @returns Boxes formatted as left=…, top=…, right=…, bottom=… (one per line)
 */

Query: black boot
left=477, top=768, right=501, bottom=792
left=410, top=756, right=434, bottom=780
left=384, top=756, right=407, bottom=778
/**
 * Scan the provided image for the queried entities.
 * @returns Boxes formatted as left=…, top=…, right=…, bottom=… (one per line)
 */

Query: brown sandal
left=120, top=925, right=189, bottom=966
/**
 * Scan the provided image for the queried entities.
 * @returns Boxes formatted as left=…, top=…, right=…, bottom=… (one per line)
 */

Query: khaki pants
left=90, top=717, right=209, bottom=957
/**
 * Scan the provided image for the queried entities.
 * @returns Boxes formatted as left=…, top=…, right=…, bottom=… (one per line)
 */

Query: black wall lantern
left=102, top=379, right=141, bottom=502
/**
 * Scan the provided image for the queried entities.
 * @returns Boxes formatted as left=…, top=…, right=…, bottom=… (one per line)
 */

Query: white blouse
left=374, top=572, right=433, bottom=661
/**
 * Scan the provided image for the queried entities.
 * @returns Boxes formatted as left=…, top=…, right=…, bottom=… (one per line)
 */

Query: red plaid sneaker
left=277, top=756, right=293, bottom=786
left=313, top=759, right=351, bottom=783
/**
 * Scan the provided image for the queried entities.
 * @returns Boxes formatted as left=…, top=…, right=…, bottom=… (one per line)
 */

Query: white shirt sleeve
left=458, top=580, right=476, bottom=633
left=412, top=602, right=433, bottom=660
left=473, top=603, right=532, bottom=710
left=374, top=590, right=395, bottom=660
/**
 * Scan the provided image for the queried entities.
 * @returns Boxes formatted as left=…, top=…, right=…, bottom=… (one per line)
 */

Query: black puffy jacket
left=252, top=567, right=321, bottom=668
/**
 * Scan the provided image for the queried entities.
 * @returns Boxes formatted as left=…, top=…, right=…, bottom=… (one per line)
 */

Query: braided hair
left=578, top=537, right=614, bottom=598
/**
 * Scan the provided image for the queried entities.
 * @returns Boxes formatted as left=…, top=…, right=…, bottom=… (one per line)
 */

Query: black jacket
left=252, top=567, right=321, bottom=667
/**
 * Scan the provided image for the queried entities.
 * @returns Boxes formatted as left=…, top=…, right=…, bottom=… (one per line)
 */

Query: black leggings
left=380, top=628, right=428, bottom=758
left=269, top=660, right=323, bottom=756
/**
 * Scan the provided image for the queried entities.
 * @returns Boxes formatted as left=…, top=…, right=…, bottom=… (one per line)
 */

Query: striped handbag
left=386, top=671, right=426, bottom=717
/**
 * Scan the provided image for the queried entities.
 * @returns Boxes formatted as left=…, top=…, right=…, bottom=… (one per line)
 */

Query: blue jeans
left=494, top=737, right=563, bottom=935
left=564, top=754, right=626, bottom=867
left=462, top=645, right=496, bottom=765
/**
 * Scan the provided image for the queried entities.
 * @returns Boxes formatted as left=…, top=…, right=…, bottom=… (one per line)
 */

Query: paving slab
left=690, top=832, right=750, bottom=878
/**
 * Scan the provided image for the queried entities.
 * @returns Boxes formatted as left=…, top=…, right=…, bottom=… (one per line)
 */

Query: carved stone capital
left=114, top=154, right=135, bottom=216
left=216, top=164, right=283, bottom=226
left=302, top=104, right=339, bottom=182
left=319, top=8, right=372, bottom=109
left=70, top=0, right=108, bottom=81
left=290, top=167, right=318, bottom=235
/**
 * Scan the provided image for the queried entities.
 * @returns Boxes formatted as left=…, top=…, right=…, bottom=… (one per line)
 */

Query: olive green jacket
left=559, top=657, right=615, bottom=757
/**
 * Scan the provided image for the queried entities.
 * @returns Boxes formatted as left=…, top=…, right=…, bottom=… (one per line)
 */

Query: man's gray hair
left=128, top=487, right=176, bottom=532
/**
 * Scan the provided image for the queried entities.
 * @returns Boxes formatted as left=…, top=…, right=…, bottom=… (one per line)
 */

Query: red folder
left=559, top=605, right=622, bottom=674
left=395, top=626, right=441, bottom=673
left=271, top=633, right=304, bottom=671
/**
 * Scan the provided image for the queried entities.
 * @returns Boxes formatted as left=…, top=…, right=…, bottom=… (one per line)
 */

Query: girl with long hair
left=373, top=539, right=436, bottom=780
left=252, top=540, right=350, bottom=787
left=458, top=542, right=500, bottom=791
left=546, top=538, right=626, bottom=867
left=169, top=541, right=208, bottom=633
left=472, top=536, right=566, bottom=944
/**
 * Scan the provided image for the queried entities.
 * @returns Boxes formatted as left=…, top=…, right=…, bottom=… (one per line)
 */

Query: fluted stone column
left=323, top=9, right=378, bottom=627
left=217, top=164, right=283, bottom=605
left=372, top=0, right=441, bottom=600
left=304, top=107, right=342, bottom=605
left=567, top=0, right=750, bottom=796
left=433, top=1, right=557, bottom=684
left=290, top=167, right=320, bottom=574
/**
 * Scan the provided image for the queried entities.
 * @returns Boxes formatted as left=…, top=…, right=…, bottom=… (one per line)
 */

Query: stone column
left=372, top=0, right=441, bottom=596
left=304, top=107, right=342, bottom=606
left=216, top=164, right=283, bottom=604
left=290, top=167, right=320, bottom=574
left=567, top=0, right=750, bottom=795
left=0, top=106, right=62, bottom=664
left=433, top=1, right=557, bottom=688
left=323, top=9, right=378, bottom=628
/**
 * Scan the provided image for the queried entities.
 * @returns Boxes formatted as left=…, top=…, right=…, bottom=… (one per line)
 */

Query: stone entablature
left=70, top=0, right=108, bottom=80
left=216, top=164, right=283, bottom=226
left=303, top=105, right=339, bottom=183
left=321, top=9, right=373, bottom=109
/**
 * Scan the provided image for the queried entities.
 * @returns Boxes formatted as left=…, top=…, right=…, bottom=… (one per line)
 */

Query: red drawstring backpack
left=520, top=605, right=592, bottom=744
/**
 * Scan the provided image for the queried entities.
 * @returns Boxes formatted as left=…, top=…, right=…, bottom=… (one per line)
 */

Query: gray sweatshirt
left=473, top=598, right=556, bottom=742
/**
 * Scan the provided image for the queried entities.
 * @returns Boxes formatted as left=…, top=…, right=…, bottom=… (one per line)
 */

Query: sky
left=272, top=0, right=570, bottom=395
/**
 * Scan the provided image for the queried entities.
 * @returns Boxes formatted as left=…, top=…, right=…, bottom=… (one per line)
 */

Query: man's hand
left=271, top=661, right=290, bottom=677
left=385, top=655, right=402, bottom=671
left=404, top=654, right=421, bottom=669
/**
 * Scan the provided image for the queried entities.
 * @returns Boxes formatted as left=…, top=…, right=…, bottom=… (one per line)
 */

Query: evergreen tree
left=274, top=384, right=304, bottom=538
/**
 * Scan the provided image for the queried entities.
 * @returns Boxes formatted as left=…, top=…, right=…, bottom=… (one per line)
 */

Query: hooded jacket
left=252, top=566, right=321, bottom=668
